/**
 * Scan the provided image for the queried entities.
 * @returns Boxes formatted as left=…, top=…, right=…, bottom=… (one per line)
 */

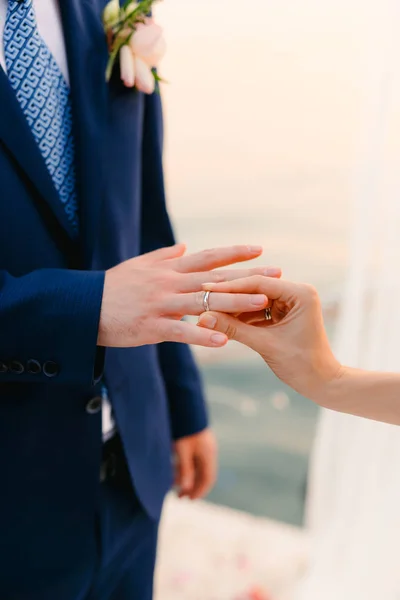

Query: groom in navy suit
left=0, top=0, right=269, bottom=598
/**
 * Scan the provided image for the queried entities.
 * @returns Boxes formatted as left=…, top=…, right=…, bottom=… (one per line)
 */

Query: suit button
left=0, top=362, right=8, bottom=374
left=9, top=360, right=24, bottom=375
left=86, top=396, right=102, bottom=415
left=27, top=359, right=42, bottom=375
left=43, top=361, right=59, bottom=378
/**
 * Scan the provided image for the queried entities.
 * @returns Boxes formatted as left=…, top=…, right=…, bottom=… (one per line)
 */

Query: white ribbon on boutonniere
left=103, top=0, right=166, bottom=93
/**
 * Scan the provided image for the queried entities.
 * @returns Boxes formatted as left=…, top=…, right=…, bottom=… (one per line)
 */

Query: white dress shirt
left=0, top=0, right=69, bottom=82
left=0, top=0, right=115, bottom=441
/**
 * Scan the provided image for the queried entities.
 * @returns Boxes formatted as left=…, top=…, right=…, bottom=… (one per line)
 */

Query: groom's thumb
left=198, top=312, right=254, bottom=346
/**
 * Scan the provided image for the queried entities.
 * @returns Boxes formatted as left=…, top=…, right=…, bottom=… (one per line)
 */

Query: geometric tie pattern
left=4, top=0, right=79, bottom=234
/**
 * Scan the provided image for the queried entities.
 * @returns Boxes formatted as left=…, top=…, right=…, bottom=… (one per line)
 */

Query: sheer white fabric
left=297, top=2, right=400, bottom=598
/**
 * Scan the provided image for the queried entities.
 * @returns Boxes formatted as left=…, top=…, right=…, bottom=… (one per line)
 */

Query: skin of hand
left=98, top=244, right=281, bottom=349
left=173, top=428, right=218, bottom=500
left=197, top=276, right=341, bottom=400
left=198, top=276, right=400, bottom=426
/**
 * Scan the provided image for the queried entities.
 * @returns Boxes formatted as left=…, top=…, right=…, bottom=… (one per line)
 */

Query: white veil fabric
left=297, top=2, right=400, bottom=598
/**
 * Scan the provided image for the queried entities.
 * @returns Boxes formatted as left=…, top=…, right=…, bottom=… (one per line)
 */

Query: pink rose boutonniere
left=103, top=0, right=166, bottom=93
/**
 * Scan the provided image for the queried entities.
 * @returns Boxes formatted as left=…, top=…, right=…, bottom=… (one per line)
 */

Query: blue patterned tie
left=4, top=0, right=79, bottom=233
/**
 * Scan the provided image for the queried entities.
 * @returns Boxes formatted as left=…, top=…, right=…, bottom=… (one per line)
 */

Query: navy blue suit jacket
left=0, top=0, right=207, bottom=587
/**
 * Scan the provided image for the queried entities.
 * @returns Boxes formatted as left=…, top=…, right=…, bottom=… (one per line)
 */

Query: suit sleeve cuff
left=0, top=269, right=105, bottom=386
left=168, top=383, right=209, bottom=440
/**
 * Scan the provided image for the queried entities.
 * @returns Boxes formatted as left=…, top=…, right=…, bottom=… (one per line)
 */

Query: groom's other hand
left=174, top=428, right=218, bottom=500
left=99, top=243, right=280, bottom=348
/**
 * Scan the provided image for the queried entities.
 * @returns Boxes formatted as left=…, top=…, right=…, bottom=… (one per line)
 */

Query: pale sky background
left=155, top=0, right=399, bottom=295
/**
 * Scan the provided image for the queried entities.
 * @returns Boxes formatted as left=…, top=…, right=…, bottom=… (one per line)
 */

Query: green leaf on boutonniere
left=121, top=0, right=137, bottom=9
left=104, top=0, right=164, bottom=83
left=153, top=71, right=167, bottom=84
left=105, top=46, right=119, bottom=82
left=152, top=71, right=168, bottom=95
left=123, top=1, right=158, bottom=28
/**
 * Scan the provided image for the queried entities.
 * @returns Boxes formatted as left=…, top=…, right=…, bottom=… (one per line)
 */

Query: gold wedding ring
left=203, top=290, right=211, bottom=312
left=265, top=307, right=272, bottom=321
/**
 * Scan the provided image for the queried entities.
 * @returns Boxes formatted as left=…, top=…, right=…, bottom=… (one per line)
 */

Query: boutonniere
left=103, top=0, right=166, bottom=94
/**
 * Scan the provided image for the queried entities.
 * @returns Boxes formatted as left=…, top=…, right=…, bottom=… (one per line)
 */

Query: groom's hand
left=99, top=244, right=280, bottom=348
left=174, top=428, right=217, bottom=500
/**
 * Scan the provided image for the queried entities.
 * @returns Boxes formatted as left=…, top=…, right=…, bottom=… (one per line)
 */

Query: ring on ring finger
left=203, top=290, right=211, bottom=312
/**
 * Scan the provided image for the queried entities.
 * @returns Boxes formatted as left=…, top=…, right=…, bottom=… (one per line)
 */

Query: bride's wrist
left=308, top=360, right=346, bottom=406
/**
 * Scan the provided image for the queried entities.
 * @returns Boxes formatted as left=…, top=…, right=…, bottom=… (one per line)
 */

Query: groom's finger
left=135, top=243, right=186, bottom=265
left=174, top=443, right=195, bottom=498
left=160, top=319, right=228, bottom=348
left=170, top=245, right=263, bottom=273
left=177, top=266, right=282, bottom=293
left=202, top=275, right=296, bottom=302
left=167, top=292, right=268, bottom=316
left=190, top=452, right=217, bottom=500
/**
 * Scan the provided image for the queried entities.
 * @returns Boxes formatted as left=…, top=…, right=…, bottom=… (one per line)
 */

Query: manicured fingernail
left=247, top=245, right=263, bottom=254
left=264, top=267, right=281, bottom=276
left=199, top=314, right=217, bottom=329
left=251, top=295, right=267, bottom=306
left=211, top=333, right=227, bottom=346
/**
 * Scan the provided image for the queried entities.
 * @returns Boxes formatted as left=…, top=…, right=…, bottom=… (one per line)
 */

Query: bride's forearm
left=317, top=367, right=400, bottom=426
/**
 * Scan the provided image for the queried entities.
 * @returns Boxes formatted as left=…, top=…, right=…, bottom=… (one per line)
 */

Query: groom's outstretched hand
left=98, top=244, right=280, bottom=348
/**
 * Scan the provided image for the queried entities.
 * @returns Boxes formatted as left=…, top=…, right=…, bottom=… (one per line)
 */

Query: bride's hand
left=197, top=276, right=342, bottom=401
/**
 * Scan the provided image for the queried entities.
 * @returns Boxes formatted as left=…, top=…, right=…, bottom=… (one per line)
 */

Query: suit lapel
left=0, top=0, right=109, bottom=246
left=59, top=0, right=109, bottom=266
left=0, top=70, right=76, bottom=238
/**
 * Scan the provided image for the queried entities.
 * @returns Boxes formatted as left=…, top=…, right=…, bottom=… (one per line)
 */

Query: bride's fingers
left=239, top=310, right=265, bottom=324
left=238, top=299, right=289, bottom=324
left=197, top=311, right=268, bottom=351
left=239, top=309, right=274, bottom=325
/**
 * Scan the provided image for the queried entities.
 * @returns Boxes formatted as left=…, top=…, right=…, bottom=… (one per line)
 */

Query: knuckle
left=152, top=319, right=169, bottom=342
left=211, top=270, right=226, bottom=283
left=250, top=275, right=263, bottom=288
left=143, top=292, right=158, bottom=313
left=169, top=324, right=185, bottom=342
left=150, top=278, right=175, bottom=306
left=202, top=248, right=217, bottom=262
left=174, top=272, right=189, bottom=292
left=303, top=283, right=319, bottom=302
left=225, top=323, right=238, bottom=339
left=168, top=269, right=180, bottom=282
left=154, top=269, right=173, bottom=286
